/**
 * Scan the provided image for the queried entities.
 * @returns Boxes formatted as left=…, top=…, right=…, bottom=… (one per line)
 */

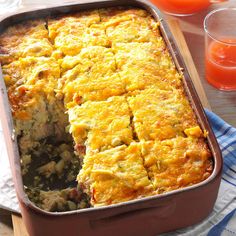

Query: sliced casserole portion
left=99, top=7, right=161, bottom=44
left=140, top=137, right=213, bottom=193
left=78, top=143, right=154, bottom=206
left=113, top=42, right=182, bottom=92
left=48, top=10, right=110, bottom=57
left=60, top=46, right=125, bottom=108
left=0, top=20, right=53, bottom=65
left=127, top=87, right=199, bottom=141
left=2, top=56, right=68, bottom=154
left=68, top=96, right=133, bottom=155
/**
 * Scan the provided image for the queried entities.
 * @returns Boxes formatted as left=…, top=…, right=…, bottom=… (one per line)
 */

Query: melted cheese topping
left=127, top=87, right=198, bottom=141
left=114, top=42, right=182, bottom=91
left=61, top=46, right=125, bottom=107
left=68, top=96, right=133, bottom=152
left=3, top=57, right=60, bottom=112
left=63, top=73, right=125, bottom=108
left=48, top=11, right=109, bottom=56
left=141, top=137, right=213, bottom=192
left=60, top=46, right=116, bottom=73
left=48, top=10, right=100, bottom=41
left=99, top=8, right=149, bottom=22
left=78, top=143, right=154, bottom=206
left=102, top=13, right=161, bottom=43
left=0, top=20, right=53, bottom=65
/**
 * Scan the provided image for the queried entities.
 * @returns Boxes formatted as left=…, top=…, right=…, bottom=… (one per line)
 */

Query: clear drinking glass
left=0, top=0, right=21, bottom=14
left=204, top=8, right=236, bottom=91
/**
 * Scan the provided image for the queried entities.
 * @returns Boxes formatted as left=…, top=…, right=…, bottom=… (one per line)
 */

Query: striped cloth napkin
left=1, top=110, right=236, bottom=235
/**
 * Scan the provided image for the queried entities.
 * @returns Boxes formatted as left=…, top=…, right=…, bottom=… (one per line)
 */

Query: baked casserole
left=0, top=7, right=213, bottom=211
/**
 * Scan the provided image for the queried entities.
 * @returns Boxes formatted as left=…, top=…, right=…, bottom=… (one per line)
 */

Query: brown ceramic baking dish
left=0, top=0, right=222, bottom=235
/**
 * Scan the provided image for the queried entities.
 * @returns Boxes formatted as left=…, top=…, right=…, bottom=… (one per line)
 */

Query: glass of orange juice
left=150, top=0, right=227, bottom=16
left=204, top=8, right=236, bottom=91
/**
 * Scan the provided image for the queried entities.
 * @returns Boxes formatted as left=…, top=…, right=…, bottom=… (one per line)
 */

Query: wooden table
left=0, top=0, right=236, bottom=235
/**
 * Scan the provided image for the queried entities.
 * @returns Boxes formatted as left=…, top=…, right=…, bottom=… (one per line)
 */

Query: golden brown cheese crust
left=48, top=10, right=110, bottom=56
left=3, top=57, right=60, bottom=118
left=141, top=137, right=213, bottom=192
left=78, top=143, right=154, bottom=206
left=63, top=73, right=125, bottom=108
left=127, top=87, right=198, bottom=141
left=60, top=46, right=116, bottom=74
left=48, top=10, right=101, bottom=41
left=68, top=96, right=133, bottom=153
left=60, top=46, right=125, bottom=107
left=114, top=42, right=182, bottom=91
left=3, top=56, right=68, bottom=154
left=0, top=20, right=53, bottom=65
left=99, top=8, right=149, bottom=22
left=100, top=9, right=161, bottom=44
left=78, top=137, right=212, bottom=206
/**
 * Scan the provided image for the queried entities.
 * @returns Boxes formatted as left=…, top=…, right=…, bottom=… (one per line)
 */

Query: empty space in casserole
left=24, top=142, right=90, bottom=212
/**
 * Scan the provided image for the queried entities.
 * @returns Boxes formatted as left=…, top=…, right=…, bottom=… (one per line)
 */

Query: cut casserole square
left=63, top=73, right=125, bottom=108
left=104, top=19, right=160, bottom=44
left=48, top=11, right=110, bottom=56
left=113, top=42, right=182, bottom=91
left=127, top=87, right=199, bottom=141
left=48, top=10, right=101, bottom=42
left=60, top=46, right=125, bottom=106
left=68, top=96, right=133, bottom=155
left=3, top=56, right=60, bottom=90
left=50, top=25, right=110, bottom=57
left=59, top=46, right=117, bottom=78
left=140, top=137, right=213, bottom=193
left=99, top=8, right=161, bottom=44
left=0, top=20, right=53, bottom=65
left=3, top=57, right=68, bottom=154
left=77, top=143, right=154, bottom=206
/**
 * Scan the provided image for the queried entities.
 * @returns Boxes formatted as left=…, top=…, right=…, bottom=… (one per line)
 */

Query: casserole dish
left=0, top=0, right=222, bottom=235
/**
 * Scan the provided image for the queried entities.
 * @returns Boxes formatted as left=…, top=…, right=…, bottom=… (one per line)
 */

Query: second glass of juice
left=204, top=8, right=236, bottom=91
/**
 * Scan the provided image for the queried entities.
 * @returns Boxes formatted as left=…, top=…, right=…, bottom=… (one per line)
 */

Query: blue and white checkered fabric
left=165, top=109, right=236, bottom=236
left=205, top=109, right=236, bottom=236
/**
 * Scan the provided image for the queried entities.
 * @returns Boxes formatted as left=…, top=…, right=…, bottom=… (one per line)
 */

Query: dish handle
left=89, top=199, right=176, bottom=230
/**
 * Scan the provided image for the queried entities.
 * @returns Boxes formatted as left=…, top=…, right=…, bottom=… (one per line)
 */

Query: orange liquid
left=151, top=0, right=211, bottom=15
left=206, top=38, right=236, bottom=90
